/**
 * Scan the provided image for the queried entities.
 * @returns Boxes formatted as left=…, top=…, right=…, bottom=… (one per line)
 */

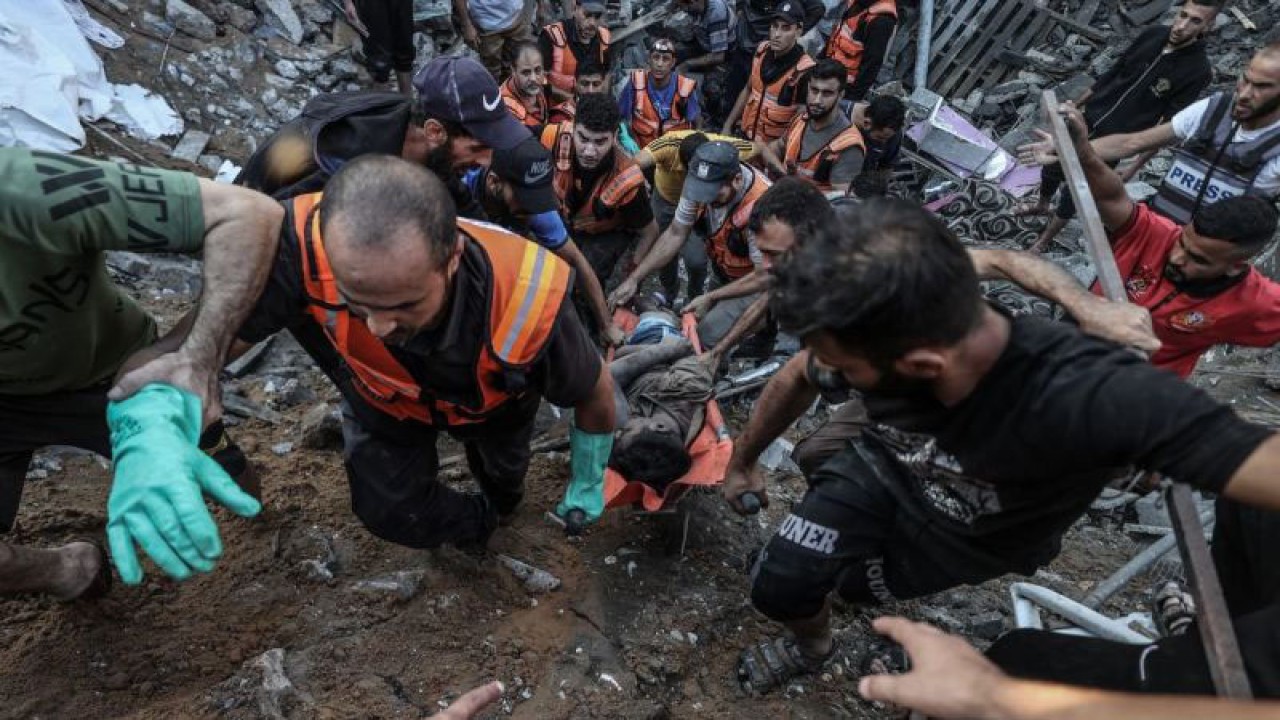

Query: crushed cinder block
left=170, top=129, right=211, bottom=163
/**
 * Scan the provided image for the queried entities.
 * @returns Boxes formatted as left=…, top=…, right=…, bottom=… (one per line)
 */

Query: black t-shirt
left=1085, top=26, right=1210, bottom=138
left=810, top=311, right=1272, bottom=550
left=238, top=213, right=602, bottom=432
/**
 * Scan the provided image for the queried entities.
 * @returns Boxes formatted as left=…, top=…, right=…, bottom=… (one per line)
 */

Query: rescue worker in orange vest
left=549, top=59, right=610, bottom=125
left=540, top=94, right=659, bottom=322
left=763, top=59, right=866, bottom=195
left=608, top=142, right=773, bottom=335
left=617, top=37, right=701, bottom=151
left=231, top=155, right=619, bottom=542
left=539, top=0, right=611, bottom=104
left=722, top=2, right=815, bottom=144
left=500, top=41, right=551, bottom=130
left=824, top=0, right=898, bottom=104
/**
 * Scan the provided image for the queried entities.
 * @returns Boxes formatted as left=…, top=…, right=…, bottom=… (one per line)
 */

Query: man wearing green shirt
left=0, top=148, right=280, bottom=599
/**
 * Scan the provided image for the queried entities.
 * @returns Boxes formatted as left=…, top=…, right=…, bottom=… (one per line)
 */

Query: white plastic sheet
left=0, top=0, right=181, bottom=151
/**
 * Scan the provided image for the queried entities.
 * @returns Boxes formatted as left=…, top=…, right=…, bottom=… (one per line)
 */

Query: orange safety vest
left=540, top=122, right=647, bottom=235
left=544, top=22, right=612, bottom=94
left=288, top=193, right=572, bottom=426
left=705, top=170, right=772, bottom=280
left=824, top=0, right=897, bottom=84
left=741, top=42, right=816, bottom=143
left=500, top=77, right=548, bottom=128
left=549, top=99, right=576, bottom=124
left=781, top=116, right=866, bottom=192
left=627, top=70, right=697, bottom=150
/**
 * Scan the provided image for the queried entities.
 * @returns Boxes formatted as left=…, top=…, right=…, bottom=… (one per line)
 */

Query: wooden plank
left=1031, top=1, right=1109, bottom=43
left=929, top=1, right=1001, bottom=90
left=952, top=0, right=1054, bottom=97
left=1041, top=89, right=1254, bottom=700
left=1166, top=483, right=1254, bottom=699
left=903, top=0, right=985, bottom=84
left=941, top=0, right=1034, bottom=97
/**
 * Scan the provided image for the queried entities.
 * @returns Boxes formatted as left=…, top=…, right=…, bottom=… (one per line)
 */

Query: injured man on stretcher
left=607, top=295, right=715, bottom=494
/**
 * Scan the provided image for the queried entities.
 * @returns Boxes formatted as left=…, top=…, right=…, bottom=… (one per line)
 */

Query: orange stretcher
left=603, top=309, right=734, bottom=511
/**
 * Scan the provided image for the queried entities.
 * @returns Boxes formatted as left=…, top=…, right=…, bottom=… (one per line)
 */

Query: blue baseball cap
left=412, top=56, right=530, bottom=151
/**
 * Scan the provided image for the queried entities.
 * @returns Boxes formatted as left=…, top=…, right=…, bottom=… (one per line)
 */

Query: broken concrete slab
left=167, top=0, right=218, bottom=40
left=256, top=0, right=305, bottom=44
left=298, top=403, right=343, bottom=450
left=170, top=129, right=211, bottom=163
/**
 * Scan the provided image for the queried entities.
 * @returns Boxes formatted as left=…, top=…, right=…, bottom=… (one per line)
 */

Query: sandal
left=737, top=636, right=834, bottom=694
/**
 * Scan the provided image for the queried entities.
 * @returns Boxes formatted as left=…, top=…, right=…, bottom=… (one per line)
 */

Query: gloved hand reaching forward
left=106, top=384, right=261, bottom=584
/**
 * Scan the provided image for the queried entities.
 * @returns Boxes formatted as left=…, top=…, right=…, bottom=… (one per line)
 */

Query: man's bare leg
left=0, top=541, right=104, bottom=600
left=786, top=597, right=834, bottom=659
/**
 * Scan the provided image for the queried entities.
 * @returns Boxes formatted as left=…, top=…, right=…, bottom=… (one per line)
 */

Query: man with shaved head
left=193, top=155, right=618, bottom=546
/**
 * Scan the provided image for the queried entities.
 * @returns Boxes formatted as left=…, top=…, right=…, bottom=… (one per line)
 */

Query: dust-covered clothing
left=623, top=351, right=714, bottom=443
left=750, top=311, right=1273, bottom=620
left=0, top=149, right=204, bottom=396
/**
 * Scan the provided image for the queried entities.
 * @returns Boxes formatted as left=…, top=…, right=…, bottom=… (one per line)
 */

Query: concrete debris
left=166, top=0, right=219, bottom=40
left=220, top=1, right=259, bottom=32
left=255, top=0, right=305, bottom=44
left=298, top=403, right=344, bottom=450
left=253, top=648, right=315, bottom=720
left=271, top=441, right=294, bottom=456
left=350, top=570, right=427, bottom=601
left=170, top=129, right=211, bottom=163
left=497, top=555, right=562, bottom=593
left=225, top=336, right=276, bottom=378
left=966, top=610, right=1006, bottom=640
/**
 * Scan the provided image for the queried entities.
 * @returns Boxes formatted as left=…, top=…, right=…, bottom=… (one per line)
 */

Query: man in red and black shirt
left=1056, top=105, right=1280, bottom=378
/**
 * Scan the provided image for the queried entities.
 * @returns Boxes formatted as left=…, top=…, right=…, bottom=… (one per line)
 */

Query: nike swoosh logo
left=483, top=94, right=502, bottom=111
left=524, top=160, right=551, bottom=184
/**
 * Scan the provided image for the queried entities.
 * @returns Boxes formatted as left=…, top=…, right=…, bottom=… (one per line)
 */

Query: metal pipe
left=1082, top=510, right=1214, bottom=610
left=1010, top=583, right=1150, bottom=644
left=913, top=0, right=934, bottom=91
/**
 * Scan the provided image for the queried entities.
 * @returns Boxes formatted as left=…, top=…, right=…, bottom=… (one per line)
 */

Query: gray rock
left=271, top=441, right=294, bottom=456
left=274, top=59, right=301, bottom=79
left=297, top=0, right=334, bottom=24
left=183, top=107, right=203, bottom=123
left=314, top=73, right=339, bottom=90
left=967, top=610, right=1005, bottom=640
left=167, top=0, right=218, bottom=40
left=298, top=403, right=343, bottom=450
left=221, top=1, right=258, bottom=31
left=328, top=57, right=360, bottom=80
left=256, top=0, right=305, bottom=45
left=350, top=570, right=427, bottom=601
left=171, top=129, right=211, bottom=163
left=198, top=154, right=225, bottom=173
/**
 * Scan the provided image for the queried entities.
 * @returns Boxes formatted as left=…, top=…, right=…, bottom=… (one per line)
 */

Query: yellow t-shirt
left=645, top=130, right=757, bottom=204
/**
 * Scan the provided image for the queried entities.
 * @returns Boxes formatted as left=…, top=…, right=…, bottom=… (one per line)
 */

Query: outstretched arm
left=970, top=248, right=1159, bottom=356
left=608, top=218, right=694, bottom=307
left=704, top=293, right=770, bottom=368
left=722, top=351, right=819, bottom=513
left=111, top=179, right=283, bottom=426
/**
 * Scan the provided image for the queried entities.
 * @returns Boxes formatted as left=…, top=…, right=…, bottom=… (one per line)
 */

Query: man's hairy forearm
left=627, top=224, right=686, bottom=283
left=972, top=248, right=1096, bottom=317
left=182, top=182, right=282, bottom=369
left=708, top=270, right=771, bottom=303
left=729, top=352, right=818, bottom=468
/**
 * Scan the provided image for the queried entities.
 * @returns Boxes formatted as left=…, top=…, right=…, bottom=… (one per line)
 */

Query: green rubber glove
left=618, top=122, right=640, bottom=156
left=106, top=384, right=261, bottom=584
left=556, top=426, right=614, bottom=526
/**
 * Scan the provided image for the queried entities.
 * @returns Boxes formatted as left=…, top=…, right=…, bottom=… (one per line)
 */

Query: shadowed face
left=573, top=124, right=616, bottom=170
left=324, top=219, right=463, bottom=347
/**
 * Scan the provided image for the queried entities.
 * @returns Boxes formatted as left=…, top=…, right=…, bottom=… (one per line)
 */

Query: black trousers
left=0, top=386, right=244, bottom=533
left=749, top=438, right=1054, bottom=622
left=356, top=0, right=415, bottom=79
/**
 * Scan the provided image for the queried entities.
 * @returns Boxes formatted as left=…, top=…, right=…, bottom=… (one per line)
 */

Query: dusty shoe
left=737, top=636, right=834, bottom=694
left=1152, top=580, right=1196, bottom=637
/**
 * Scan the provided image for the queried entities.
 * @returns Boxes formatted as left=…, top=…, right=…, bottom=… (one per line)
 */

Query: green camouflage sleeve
left=0, top=148, right=205, bottom=255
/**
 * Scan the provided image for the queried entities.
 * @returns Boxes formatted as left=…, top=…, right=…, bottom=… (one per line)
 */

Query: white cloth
left=467, top=0, right=523, bottom=33
left=1170, top=95, right=1280, bottom=196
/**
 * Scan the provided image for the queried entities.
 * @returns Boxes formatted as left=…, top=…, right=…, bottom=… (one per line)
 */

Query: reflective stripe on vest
left=1150, top=91, right=1280, bottom=224
left=824, top=0, right=897, bottom=84
left=545, top=22, right=612, bottom=93
left=741, top=42, right=815, bottom=143
left=627, top=70, right=697, bottom=150
left=782, top=116, right=866, bottom=191
left=501, top=78, right=548, bottom=128
left=289, top=193, right=572, bottom=425
left=706, top=170, right=772, bottom=280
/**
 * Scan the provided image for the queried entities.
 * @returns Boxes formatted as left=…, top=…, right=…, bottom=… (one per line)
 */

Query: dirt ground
left=2, top=368, right=1160, bottom=720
